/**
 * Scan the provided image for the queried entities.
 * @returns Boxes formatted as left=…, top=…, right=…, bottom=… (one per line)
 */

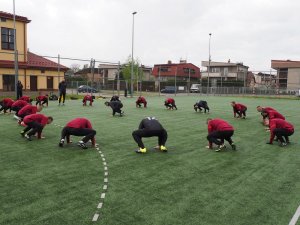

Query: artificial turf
left=0, top=95, right=299, bottom=225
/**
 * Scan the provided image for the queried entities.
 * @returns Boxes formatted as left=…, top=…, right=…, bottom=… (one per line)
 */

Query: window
left=159, top=67, right=170, bottom=72
left=183, top=68, right=195, bottom=74
left=1, top=18, right=7, bottom=22
left=1, top=27, right=15, bottom=50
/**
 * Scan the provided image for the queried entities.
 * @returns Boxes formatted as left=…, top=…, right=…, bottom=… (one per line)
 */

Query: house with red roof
left=0, top=11, right=68, bottom=92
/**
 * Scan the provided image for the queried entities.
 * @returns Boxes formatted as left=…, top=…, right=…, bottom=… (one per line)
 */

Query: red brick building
left=152, top=60, right=201, bottom=81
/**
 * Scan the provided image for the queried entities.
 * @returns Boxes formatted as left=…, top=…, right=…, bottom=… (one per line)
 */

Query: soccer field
left=0, top=95, right=299, bottom=225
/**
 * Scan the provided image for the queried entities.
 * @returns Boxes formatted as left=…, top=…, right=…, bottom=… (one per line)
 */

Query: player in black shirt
left=132, top=117, right=168, bottom=153
left=104, top=101, right=124, bottom=116
left=194, top=100, right=210, bottom=113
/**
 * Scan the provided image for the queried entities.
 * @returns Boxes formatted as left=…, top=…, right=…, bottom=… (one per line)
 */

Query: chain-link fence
left=1, top=51, right=300, bottom=98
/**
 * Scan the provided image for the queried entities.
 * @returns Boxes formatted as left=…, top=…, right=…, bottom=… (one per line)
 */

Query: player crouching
left=20, top=114, right=53, bottom=141
left=136, top=96, right=147, bottom=108
left=164, top=98, right=177, bottom=110
left=59, top=118, right=97, bottom=149
left=132, top=117, right=168, bottom=153
left=206, top=118, right=236, bottom=152
left=83, top=95, right=95, bottom=106
left=266, top=118, right=294, bottom=147
left=104, top=101, right=124, bottom=116
left=194, top=100, right=209, bottom=113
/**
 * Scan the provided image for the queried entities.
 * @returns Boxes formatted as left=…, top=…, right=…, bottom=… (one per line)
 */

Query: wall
left=287, top=68, right=300, bottom=89
left=0, top=19, right=27, bottom=62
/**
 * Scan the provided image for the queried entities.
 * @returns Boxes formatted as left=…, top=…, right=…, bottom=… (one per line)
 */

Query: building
left=0, top=11, right=68, bottom=92
left=253, top=72, right=276, bottom=88
left=201, top=61, right=249, bottom=86
left=152, top=60, right=200, bottom=82
left=75, top=64, right=153, bottom=83
left=271, top=60, right=300, bottom=89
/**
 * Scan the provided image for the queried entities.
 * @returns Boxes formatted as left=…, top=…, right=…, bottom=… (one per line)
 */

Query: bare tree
left=70, top=63, right=81, bottom=73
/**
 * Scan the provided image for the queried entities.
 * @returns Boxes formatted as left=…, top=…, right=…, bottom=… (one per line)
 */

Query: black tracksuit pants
left=61, top=127, right=96, bottom=143
left=23, top=121, right=44, bottom=137
left=207, top=130, right=234, bottom=146
left=132, top=129, right=168, bottom=149
left=273, top=128, right=294, bottom=143
left=59, top=91, right=66, bottom=104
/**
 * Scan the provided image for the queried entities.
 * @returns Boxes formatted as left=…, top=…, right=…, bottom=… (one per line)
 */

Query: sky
left=1, top=0, right=300, bottom=71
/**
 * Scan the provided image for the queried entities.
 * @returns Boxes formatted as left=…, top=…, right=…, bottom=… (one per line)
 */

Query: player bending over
left=105, top=101, right=124, bottom=116
left=11, top=100, right=28, bottom=117
left=194, top=100, right=209, bottom=113
left=266, top=118, right=294, bottom=147
left=0, top=98, right=14, bottom=114
left=231, top=101, right=247, bottom=119
left=206, top=118, right=236, bottom=152
left=17, top=105, right=43, bottom=124
left=83, top=95, right=95, bottom=106
left=36, top=95, right=48, bottom=107
left=20, top=114, right=53, bottom=141
left=59, top=118, right=97, bottom=149
left=110, top=95, right=120, bottom=102
left=132, top=116, right=168, bottom=153
left=136, top=96, right=147, bottom=108
left=256, top=106, right=277, bottom=126
left=164, top=98, right=177, bottom=110
left=19, top=95, right=33, bottom=103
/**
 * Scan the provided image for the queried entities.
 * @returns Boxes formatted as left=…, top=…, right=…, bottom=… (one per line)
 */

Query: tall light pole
left=130, top=11, right=137, bottom=97
left=207, top=33, right=212, bottom=94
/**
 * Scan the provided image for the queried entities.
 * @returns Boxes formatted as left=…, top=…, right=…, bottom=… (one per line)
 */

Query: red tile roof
left=0, top=11, right=31, bottom=23
left=0, top=52, right=68, bottom=71
left=27, top=52, right=68, bottom=71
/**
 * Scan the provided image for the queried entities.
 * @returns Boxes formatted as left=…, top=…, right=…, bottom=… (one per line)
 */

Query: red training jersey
left=23, top=114, right=49, bottom=126
left=12, top=100, right=28, bottom=108
left=36, top=95, right=48, bottom=101
left=166, top=98, right=175, bottom=104
left=137, top=96, right=146, bottom=103
left=83, top=95, right=93, bottom=101
left=19, top=96, right=31, bottom=102
left=208, top=119, right=234, bottom=133
left=233, top=103, right=247, bottom=116
left=263, top=107, right=277, bottom=114
left=268, top=111, right=285, bottom=120
left=66, top=118, right=93, bottom=129
left=18, top=105, right=37, bottom=116
left=269, top=118, right=294, bottom=143
left=2, top=98, right=14, bottom=107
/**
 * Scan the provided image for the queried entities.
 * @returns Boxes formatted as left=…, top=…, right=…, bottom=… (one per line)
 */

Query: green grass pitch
left=0, top=95, right=299, bottom=225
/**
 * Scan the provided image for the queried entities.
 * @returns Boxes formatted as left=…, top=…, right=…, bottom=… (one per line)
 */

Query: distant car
left=77, top=85, right=98, bottom=93
left=161, top=86, right=176, bottom=93
left=190, top=84, right=201, bottom=93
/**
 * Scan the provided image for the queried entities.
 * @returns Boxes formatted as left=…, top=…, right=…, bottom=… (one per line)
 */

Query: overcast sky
left=2, top=0, right=300, bottom=71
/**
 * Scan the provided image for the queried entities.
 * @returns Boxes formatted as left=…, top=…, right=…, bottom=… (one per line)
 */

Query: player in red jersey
left=82, top=95, right=95, bottom=106
left=18, top=105, right=43, bottom=120
left=36, top=95, right=48, bottom=107
left=256, top=106, right=277, bottom=126
left=19, top=96, right=33, bottom=103
left=206, top=118, right=236, bottom=152
left=0, top=98, right=14, bottom=114
left=20, top=114, right=53, bottom=141
left=11, top=100, right=28, bottom=116
left=267, top=118, right=294, bottom=147
left=136, top=96, right=147, bottom=108
left=231, top=101, right=247, bottom=119
left=59, top=118, right=96, bottom=149
left=164, top=98, right=177, bottom=110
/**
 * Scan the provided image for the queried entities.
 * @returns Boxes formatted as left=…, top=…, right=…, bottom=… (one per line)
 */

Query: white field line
left=289, top=205, right=300, bottom=225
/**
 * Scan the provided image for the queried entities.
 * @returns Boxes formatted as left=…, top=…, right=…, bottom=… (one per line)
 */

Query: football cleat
left=160, top=145, right=167, bottom=152
left=59, top=139, right=64, bottom=147
left=77, top=141, right=88, bottom=149
left=231, top=143, right=236, bottom=150
left=25, top=134, right=32, bottom=141
left=20, top=131, right=25, bottom=137
left=135, top=148, right=147, bottom=153
left=215, top=144, right=226, bottom=152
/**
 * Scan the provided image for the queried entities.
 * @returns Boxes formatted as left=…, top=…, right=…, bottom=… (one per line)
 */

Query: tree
left=121, top=56, right=142, bottom=91
left=70, top=63, right=81, bottom=74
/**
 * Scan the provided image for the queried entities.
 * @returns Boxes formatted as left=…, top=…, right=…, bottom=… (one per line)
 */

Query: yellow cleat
left=160, top=145, right=167, bottom=152
left=136, top=148, right=147, bottom=153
